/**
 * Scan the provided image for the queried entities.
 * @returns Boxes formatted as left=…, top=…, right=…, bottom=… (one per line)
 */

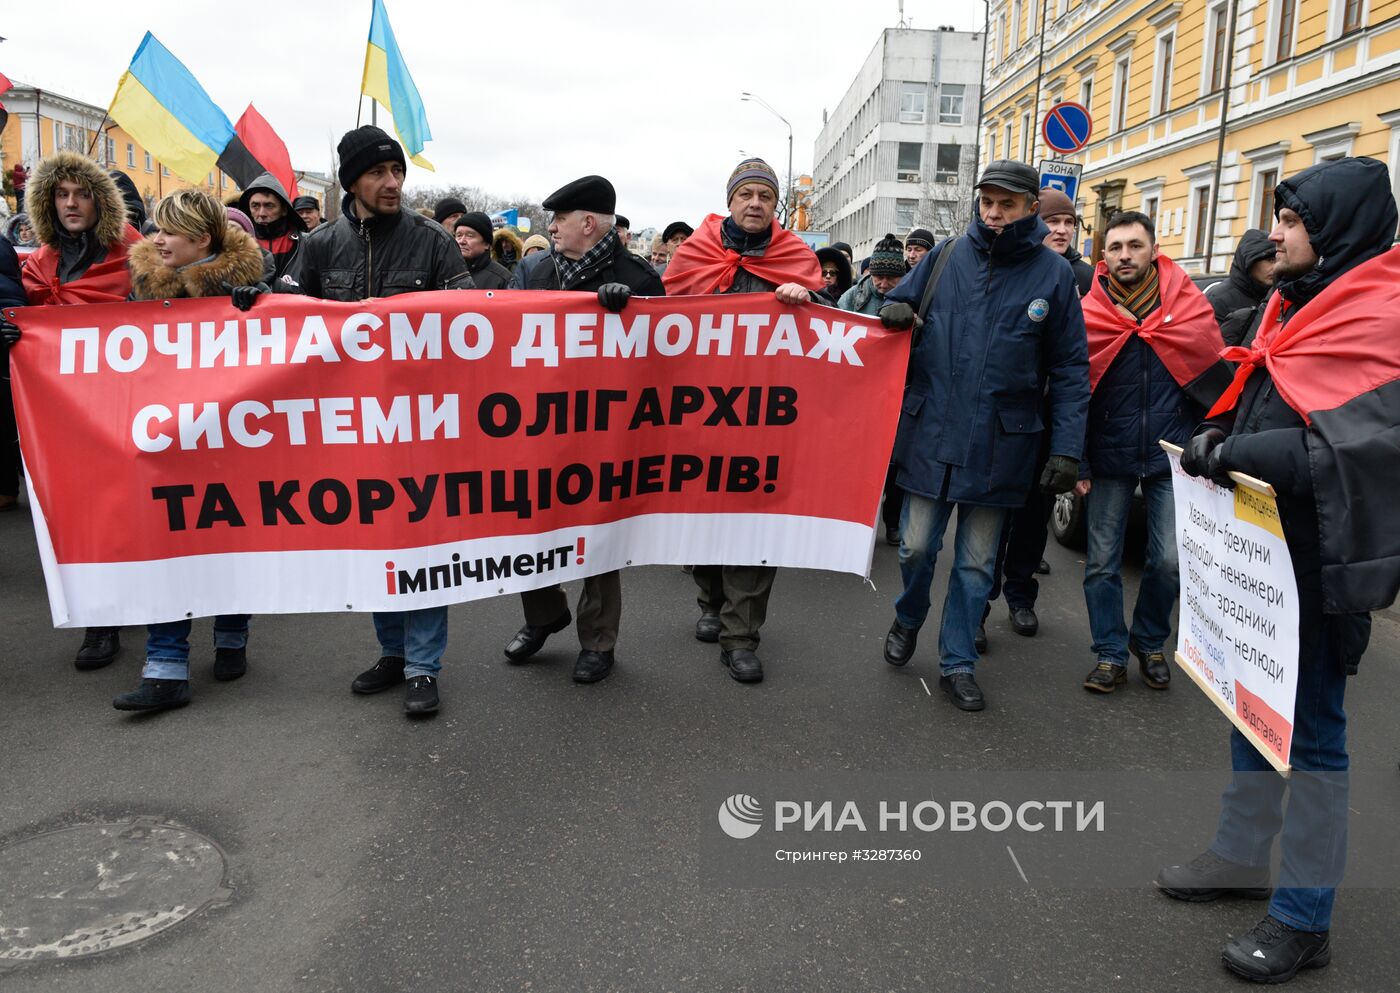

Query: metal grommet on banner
left=185, top=612, right=192, bottom=617
left=485, top=291, right=494, bottom=298
left=346, top=603, right=352, bottom=609
left=163, top=300, right=171, bottom=307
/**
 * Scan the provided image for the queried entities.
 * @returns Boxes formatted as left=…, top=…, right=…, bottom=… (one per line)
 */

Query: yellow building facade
left=982, top=0, right=1400, bottom=271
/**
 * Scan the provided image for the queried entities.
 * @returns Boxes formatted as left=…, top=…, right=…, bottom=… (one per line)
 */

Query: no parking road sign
left=1042, top=101, right=1093, bottom=154
left=1038, top=159, right=1083, bottom=203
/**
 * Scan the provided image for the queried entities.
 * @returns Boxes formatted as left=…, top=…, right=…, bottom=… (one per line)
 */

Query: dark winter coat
left=1085, top=296, right=1202, bottom=480
left=1063, top=245, right=1094, bottom=297
left=465, top=250, right=513, bottom=290
left=885, top=212, right=1090, bottom=507
left=1208, top=229, right=1275, bottom=346
left=509, top=234, right=663, bottom=296
left=127, top=227, right=265, bottom=302
left=237, top=172, right=307, bottom=279
left=0, top=240, right=24, bottom=310
left=279, top=192, right=470, bottom=302
left=1205, top=157, right=1399, bottom=612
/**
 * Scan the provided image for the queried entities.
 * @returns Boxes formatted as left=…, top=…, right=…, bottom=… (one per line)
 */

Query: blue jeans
left=372, top=607, right=447, bottom=678
left=894, top=493, right=1006, bottom=675
left=1210, top=601, right=1349, bottom=932
left=144, top=615, right=250, bottom=680
left=1083, top=475, right=1177, bottom=665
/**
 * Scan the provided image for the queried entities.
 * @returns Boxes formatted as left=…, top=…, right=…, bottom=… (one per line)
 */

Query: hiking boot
left=1155, top=850, right=1271, bottom=902
left=113, top=678, right=190, bottom=712
left=1222, top=914, right=1330, bottom=983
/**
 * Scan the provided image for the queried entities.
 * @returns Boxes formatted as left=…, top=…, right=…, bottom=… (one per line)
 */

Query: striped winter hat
left=726, top=158, right=780, bottom=203
left=868, top=234, right=908, bottom=277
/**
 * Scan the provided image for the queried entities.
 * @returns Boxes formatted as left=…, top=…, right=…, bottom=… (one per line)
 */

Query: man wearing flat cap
left=279, top=124, right=470, bottom=717
left=877, top=159, right=1089, bottom=713
left=292, top=195, right=324, bottom=231
left=662, top=156, right=826, bottom=685
left=501, top=174, right=664, bottom=685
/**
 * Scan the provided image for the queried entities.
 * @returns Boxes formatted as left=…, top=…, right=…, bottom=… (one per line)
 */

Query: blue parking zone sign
left=1038, top=159, right=1083, bottom=205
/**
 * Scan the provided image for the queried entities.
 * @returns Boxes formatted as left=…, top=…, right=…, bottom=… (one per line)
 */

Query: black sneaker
left=212, top=646, right=247, bottom=681
left=573, top=649, right=615, bottom=683
left=1155, top=849, right=1272, bottom=902
left=885, top=526, right=901, bottom=547
left=113, top=678, right=190, bottom=712
left=1083, top=660, right=1127, bottom=693
left=974, top=623, right=988, bottom=654
left=1222, top=914, right=1330, bottom=983
left=404, top=675, right=439, bottom=714
left=352, top=655, right=406, bottom=694
left=75, top=627, right=120, bottom=671
left=695, top=612, right=721, bottom=643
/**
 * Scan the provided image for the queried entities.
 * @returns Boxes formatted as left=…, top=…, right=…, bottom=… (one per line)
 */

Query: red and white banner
left=8, top=291, right=908, bottom=627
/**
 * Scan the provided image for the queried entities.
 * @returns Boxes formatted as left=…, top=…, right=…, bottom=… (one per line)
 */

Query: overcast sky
left=3, top=0, right=985, bottom=231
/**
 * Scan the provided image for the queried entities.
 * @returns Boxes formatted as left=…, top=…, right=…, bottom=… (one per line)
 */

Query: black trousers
left=0, top=371, right=19, bottom=498
left=881, top=463, right=904, bottom=531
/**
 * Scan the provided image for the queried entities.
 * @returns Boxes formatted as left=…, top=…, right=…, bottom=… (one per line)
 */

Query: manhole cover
left=0, top=817, right=230, bottom=966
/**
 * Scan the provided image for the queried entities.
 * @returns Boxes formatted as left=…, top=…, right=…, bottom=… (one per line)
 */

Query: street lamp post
left=740, top=92, right=793, bottom=227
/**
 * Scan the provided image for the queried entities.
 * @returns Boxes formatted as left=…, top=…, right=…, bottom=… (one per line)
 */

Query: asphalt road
left=1, top=496, right=1397, bottom=992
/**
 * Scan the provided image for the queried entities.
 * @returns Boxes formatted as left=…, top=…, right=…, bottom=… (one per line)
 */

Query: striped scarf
left=1104, top=261, right=1160, bottom=320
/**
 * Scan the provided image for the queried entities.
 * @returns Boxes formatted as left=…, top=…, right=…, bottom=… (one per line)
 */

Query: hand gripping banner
left=8, top=291, right=908, bottom=627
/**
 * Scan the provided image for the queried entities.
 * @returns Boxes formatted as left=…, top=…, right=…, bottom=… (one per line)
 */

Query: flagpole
left=357, top=0, right=374, bottom=128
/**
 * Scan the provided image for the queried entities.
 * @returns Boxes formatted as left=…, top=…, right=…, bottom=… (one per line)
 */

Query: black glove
left=597, top=283, right=632, bottom=312
left=1181, top=428, right=1226, bottom=478
left=878, top=302, right=916, bottom=330
left=0, top=318, right=19, bottom=348
left=1038, top=454, right=1079, bottom=494
left=1204, top=439, right=1235, bottom=490
left=226, top=282, right=270, bottom=312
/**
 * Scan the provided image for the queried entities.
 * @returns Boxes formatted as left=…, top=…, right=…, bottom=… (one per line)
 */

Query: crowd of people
left=1, top=122, right=1396, bottom=984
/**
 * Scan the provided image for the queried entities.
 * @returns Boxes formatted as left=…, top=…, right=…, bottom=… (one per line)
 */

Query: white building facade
left=809, top=27, right=985, bottom=259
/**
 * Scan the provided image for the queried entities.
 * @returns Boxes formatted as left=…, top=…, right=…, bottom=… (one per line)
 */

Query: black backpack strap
left=917, top=235, right=960, bottom=322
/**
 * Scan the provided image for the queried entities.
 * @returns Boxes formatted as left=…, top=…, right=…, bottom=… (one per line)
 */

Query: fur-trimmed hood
left=25, top=151, right=130, bottom=251
left=127, top=226, right=266, bottom=301
left=493, top=225, right=524, bottom=264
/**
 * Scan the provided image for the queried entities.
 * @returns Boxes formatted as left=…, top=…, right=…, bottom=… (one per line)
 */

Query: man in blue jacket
left=878, top=161, right=1090, bottom=712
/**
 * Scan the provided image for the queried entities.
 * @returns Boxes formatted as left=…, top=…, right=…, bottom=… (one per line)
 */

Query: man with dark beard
left=1160, top=157, right=1400, bottom=984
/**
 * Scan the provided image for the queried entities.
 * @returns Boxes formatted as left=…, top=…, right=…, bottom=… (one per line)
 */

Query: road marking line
left=919, top=677, right=931, bottom=696
left=1007, top=845, right=1029, bottom=885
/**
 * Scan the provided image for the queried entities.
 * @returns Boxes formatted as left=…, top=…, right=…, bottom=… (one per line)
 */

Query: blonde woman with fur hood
left=113, top=189, right=263, bottom=714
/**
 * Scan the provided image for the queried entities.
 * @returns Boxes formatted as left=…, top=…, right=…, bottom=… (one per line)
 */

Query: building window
left=939, top=83, right=965, bottom=124
left=1112, top=56, right=1131, bottom=132
left=999, top=15, right=1008, bottom=61
left=144, top=151, right=153, bottom=172
left=1342, top=0, right=1364, bottom=32
left=897, top=142, right=922, bottom=183
left=895, top=198, right=917, bottom=231
left=1272, top=0, right=1297, bottom=63
left=899, top=82, right=927, bottom=123
left=1145, top=196, right=1160, bottom=226
left=126, top=143, right=136, bottom=168
left=1019, top=110, right=1032, bottom=161
left=1012, top=0, right=1022, bottom=48
left=1153, top=32, right=1174, bottom=115
left=161, top=164, right=170, bottom=177
left=987, top=129, right=998, bottom=165
left=1189, top=183, right=1214, bottom=256
left=936, top=144, right=961, bottom=184
left=1205, top=3, right=1229, bottom=92
left=1256, top=169, right=1278, bottom=228
left=1003, top=125, right=1014, bottom=159
left=1079, top=77, right=1094, bottom=115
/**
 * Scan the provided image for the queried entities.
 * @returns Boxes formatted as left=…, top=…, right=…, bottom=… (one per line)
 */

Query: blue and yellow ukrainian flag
left=361, top=0, right=434, bottom=171
left=107, top=32, right=254, bottom=185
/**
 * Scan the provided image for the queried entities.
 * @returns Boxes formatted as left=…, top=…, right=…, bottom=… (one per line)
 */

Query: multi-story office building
left=810, top=26, right=984, bottom=258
